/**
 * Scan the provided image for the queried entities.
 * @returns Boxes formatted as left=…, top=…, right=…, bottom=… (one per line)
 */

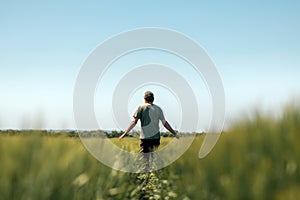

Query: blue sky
left=0, top=1, right=299, bottom=130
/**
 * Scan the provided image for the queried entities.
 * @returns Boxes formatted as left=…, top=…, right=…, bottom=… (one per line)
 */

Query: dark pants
left=139, top=138, right=160, bottom=153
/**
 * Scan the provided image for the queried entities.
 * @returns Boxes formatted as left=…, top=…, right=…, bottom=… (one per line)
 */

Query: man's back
left=134, top=103, right=165, bottom=139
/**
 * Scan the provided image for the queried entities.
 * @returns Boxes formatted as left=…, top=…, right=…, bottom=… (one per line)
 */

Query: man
left=119, top=91, right=179, bottom=155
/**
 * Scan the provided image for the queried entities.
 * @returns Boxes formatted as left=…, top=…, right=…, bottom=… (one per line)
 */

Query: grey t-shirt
left=133, top=103, right=165, bottom=139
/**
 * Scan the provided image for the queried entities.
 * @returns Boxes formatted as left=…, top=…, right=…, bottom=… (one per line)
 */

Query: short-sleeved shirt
left=133, top=103, right=165, bottom=139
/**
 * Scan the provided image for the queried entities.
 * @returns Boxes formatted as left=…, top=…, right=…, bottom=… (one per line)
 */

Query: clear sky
left=0, top=0, right=299, bottom=131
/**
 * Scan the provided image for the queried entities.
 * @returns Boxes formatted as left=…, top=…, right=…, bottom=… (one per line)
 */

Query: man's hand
left=118, top=133, right=126, bottom=141
left=173, top=130, right=179, bottom=139
left=119, top=118, right=138, bottom=141
left=162, top=120, right=179, bottom=139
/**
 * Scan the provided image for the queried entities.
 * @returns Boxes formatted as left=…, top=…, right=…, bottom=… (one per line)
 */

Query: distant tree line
left=0, top=129, right=204, bottom=138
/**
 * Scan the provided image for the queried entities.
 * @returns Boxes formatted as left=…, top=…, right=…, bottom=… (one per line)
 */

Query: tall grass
left=0, top=136, right=129, bottom=200
left=170, top=103, right=300, bottom=200
left=0, top=103, right=299, bottom=199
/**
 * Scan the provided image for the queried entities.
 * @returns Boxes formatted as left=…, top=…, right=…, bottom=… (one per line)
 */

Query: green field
left=0, top=104, right=299, bottom=200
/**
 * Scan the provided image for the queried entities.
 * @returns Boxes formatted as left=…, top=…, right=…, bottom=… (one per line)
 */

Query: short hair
left=144, top=91, right=154, bottom=102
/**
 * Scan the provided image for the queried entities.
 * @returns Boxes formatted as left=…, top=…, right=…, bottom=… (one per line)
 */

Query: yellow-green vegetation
left=0, top=103, right=299, bottom=200
left=170, top=103, right=300, bottom=200
left=111, top=137, right=172, bottom=152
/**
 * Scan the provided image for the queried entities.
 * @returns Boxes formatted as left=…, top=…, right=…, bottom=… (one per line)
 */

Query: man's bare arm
left=119, top=118, right=138, bottom=140
left=162, top=120, right=179, bottom=138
